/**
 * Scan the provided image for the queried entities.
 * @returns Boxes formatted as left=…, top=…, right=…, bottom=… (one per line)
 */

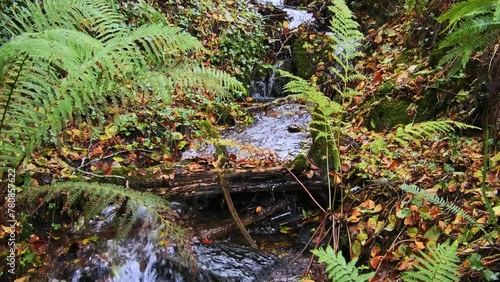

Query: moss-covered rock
left=369, top=87, right=444, bottom=131
left=287, top=153, right=308, bottom=173
left=307, top=108, right=339, bottom=174
left=369, top=98, right=413, bottom=131
left=292, top=36, right=316, bottom=80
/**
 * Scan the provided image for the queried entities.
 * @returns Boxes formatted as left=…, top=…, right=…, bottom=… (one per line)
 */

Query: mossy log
left=103, top=163, right=326, bottom=199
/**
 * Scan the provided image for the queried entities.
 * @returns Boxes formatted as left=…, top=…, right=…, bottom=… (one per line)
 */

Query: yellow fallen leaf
left=493, top=205, right=500, bottom=217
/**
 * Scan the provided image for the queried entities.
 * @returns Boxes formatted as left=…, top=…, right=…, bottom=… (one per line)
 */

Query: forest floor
left=2, top=3, right=499, bottom=282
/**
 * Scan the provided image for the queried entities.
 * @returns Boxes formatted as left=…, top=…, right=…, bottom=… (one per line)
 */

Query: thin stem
left=286, top=167, right=327, bottom=213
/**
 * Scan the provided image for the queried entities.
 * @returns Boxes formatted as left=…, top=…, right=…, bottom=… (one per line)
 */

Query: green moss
left=414, top=88, right=440, bottom=122
left=199, top=120, right=221, bottom=138
left=369, top=98, right=413, bottom=131
left=292, top=34, right=331, bottom=80
left=198, top=120, right=227, bottom=167
left=369, top=87, right=446, bottom=131
left=307, top=108, right=339, bottom=174
left=292, top=37, right=316, bottom=80
left=288, top=153, right=308, bottom=172
left=377, top=80, right=395, bottom=95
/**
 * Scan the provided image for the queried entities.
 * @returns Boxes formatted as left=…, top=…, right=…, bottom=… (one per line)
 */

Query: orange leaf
left=360, top=199, right=376, bottom=209
left=91, top=146, right=103, bottom=157
left=415, top=241, right=425, bottom=250
left=187, top=162, right=205, bottom=172
left=29, top=235, right=40, bottom=243
left=388, top=159, right=398, bottom=169
left=404, top=215, right=415, bottom=225
left=373, top=71, right=382, bottom=85
left=397, top=259, right=413, bottom=271
left=103, top=167, right=113, bottom=175
left=201, top=238, right=213, bottom=244
left=370, top=256, right=383, bottom=269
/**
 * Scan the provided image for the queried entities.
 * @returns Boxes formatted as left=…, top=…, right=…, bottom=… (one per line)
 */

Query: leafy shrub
left=154, top=0, right=267, bottom=83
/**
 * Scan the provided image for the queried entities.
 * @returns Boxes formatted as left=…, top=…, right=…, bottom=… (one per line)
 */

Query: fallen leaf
left=415, top=241, right=425, bottom=250
left=370, top=256, right=384, bottom=269
left=397, top=259, right=412, bottom=271
left=341, top=163, right=350, bottom=172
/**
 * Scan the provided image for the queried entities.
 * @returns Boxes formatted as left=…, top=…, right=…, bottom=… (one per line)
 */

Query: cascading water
left=249, top=61, right=284, bottom=99
left=251, top=0, right=314, bottom=99
left=51, top=2, right=319, bottom=281
left=257, top=0, right=313, bottom=29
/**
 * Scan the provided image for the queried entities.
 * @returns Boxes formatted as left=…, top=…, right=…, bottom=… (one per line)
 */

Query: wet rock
left=192, top=242, right=279, bottom=282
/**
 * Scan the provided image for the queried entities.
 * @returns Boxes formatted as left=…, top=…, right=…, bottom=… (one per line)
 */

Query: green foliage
left=401, top=241, right=461, bottom=282
left=0, top=0, right=244, bottom=172
left=391, top=120, right=480, bottom=147
left=157, top=0, right=266, bottom=82
left=401, top=183, right=497, bottom=248
left=437, top=0, right=500, bottom=76
left=282, top=71, right=342, bottom=174
left=400, top=184, right=480, bottom=225
left=327, top=0, right=365, bottom=98
left=282, top=0, right=365, bottom=211
left=468, top=253, right=500, bottom=281
left=23, top=182, right=188, bottom=258
left=312, top=245, right=375, bottom=282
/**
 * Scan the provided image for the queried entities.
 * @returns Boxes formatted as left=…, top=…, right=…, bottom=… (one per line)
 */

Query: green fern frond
left=436, top=0, right=500, bottom=76
left=437, top=0, right=498, bottom=29
left=169, top=65, right=246, bottom=99
left=400, top=184, right=480, bottom=225
left=402, top=241, right=461, bottom=282
left=327, top=0, right=365, bottom=97
left=32, top=182, right=177, bottom=239
left=312, top=245, right=375, bottom=282
left=439, top=18, right=500, bottom=49
left=281, top=70, right=342, bottom=177
left=281, top=71, right=344, bottom=116
left=0, top=0, right=243, bottom=172
left=393, top=120, right=479, bottom=147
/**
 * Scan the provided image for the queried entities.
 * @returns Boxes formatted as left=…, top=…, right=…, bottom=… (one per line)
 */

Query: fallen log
left=107, top=164, right=327, bottom=199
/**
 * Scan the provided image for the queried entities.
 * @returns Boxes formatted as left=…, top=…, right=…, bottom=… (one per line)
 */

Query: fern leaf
left=0, top=0, right=243, bottom=172
left=394, top=120, right=479, bottom=147
left=400, top=184, right=480, bottom=225
left=402, top=241, right=461, bottom=282
left=436, top=0, right=500, bottom=75
left=327, top=0, right=365, bottom=96
left=29, top=182, right=174, bottom=237
left=437, top=0, right=498, bottom=28
left=312, top=245, right=375, bottom=282
left=439, top=18, right=500, bottom=49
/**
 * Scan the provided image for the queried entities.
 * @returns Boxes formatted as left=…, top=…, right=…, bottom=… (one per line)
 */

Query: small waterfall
left=250, top=61, right=284, bottom=99
left=250, top=1, right=314, bottom=99
left=256, top=0, right=313, bottom=29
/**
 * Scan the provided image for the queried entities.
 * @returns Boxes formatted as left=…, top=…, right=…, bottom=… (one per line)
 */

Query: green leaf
left=423, top=226, right=441, bottom=242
